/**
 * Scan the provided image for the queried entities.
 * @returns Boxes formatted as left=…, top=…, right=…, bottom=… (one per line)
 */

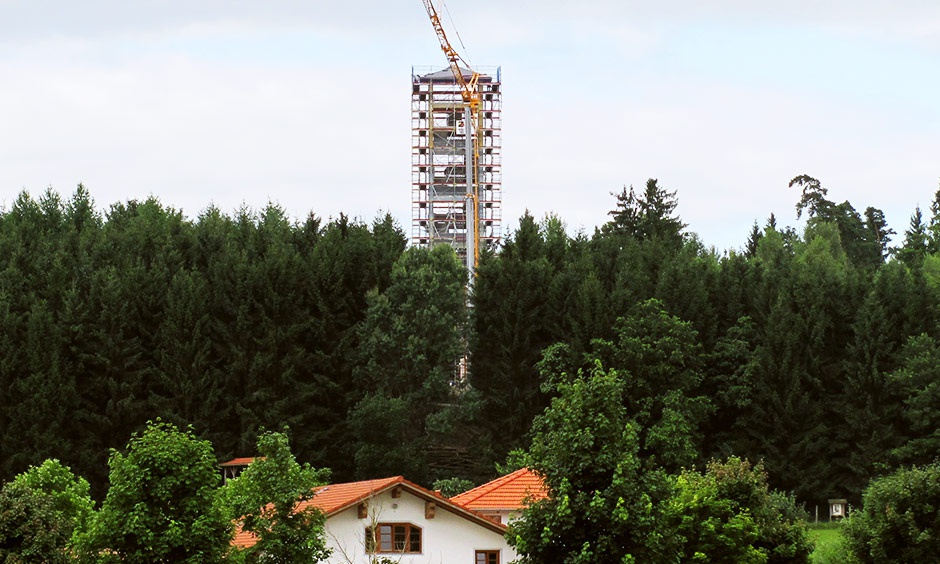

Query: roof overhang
left=323, top=477, right=507, bottom=535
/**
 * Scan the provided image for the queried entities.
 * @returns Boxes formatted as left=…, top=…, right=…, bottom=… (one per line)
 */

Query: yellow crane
left=420, top=0, right=482, bottom=274
left=420, top=0, right=481, bottom=110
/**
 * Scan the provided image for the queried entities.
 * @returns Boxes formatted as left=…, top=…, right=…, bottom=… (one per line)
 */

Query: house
left=450, top=468, right=547, bottom=526
left=234, top=475, right=515, bottom=564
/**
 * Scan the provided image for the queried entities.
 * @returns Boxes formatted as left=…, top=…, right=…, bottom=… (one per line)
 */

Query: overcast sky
left=1, top=1, right=938, bottom=252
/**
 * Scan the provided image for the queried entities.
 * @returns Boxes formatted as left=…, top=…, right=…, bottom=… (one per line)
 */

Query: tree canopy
left=223, top=430, right=330, bottom=563
left=78, top=420, right=232, bottom=563
left=0, top=176, right=938, bottom=519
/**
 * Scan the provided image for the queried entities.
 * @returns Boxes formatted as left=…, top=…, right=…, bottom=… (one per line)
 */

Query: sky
left=1, top=1, right=938, bottom=253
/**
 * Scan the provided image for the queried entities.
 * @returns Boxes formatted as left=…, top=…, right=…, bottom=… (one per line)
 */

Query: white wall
left=473, top=509, right=522, bottom=526
left=324, top=488, right=515, bottom=564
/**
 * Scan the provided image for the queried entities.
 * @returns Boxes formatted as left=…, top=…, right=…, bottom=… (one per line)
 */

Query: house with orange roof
left=450, top=468, right=547, bottom=526
left=234, top=475, right=515, bottom=564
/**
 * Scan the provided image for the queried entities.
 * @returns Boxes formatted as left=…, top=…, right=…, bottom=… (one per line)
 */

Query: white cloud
left=0, top=1, right=937, bottom=251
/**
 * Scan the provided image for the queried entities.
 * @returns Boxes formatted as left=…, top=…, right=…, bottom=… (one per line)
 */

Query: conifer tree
left=899, top=206, right=929, bottom=268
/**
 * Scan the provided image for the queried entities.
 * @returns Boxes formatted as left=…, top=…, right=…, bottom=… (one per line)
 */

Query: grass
left=809, top=522, right=847, bottom=564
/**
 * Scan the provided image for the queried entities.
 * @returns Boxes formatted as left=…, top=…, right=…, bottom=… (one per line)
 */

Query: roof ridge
left=236, top=474, right=506, bottom=550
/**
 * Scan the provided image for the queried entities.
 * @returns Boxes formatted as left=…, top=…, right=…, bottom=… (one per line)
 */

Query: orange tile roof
left=450, top=468, right=547, bottom=510
left=232, top=528, right=258, bottom=548
left=298, top=476, right=406, bottom=515
left=232, top=475, right=507, bottom=549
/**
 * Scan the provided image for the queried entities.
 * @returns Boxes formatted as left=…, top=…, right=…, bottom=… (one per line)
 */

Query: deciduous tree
left=508, top=364, right=675, bottom=564
left=79, top=421, right=231, bottom=563
left=0, top=459, right=92, bottom=563
left=223, top=430, right=331, bottom=564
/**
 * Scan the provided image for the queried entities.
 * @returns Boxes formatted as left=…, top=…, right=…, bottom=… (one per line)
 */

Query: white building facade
left=317, top=477, right=514, bottom=564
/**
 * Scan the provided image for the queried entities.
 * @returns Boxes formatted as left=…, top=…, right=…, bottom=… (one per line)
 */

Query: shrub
left=667, top=457, right=813, bottom=564
left=842, top=462, right=940, bottom=563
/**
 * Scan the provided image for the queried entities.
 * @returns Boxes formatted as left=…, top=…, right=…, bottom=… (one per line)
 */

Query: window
left=366, top=523, right=422, bottom=553
left=476, top=550, right=500, bottom=564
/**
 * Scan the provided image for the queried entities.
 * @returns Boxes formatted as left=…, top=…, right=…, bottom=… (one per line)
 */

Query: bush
left=0, top=482, right=73, bottom=563
left=842, top=462, right=940, bottom=563
left=667, top=457, right=813, bottom=564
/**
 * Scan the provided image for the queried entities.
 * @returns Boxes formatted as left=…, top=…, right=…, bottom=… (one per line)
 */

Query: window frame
left=365, top=522, right=423, bottom=554
left=475, top=549, right=500, bottom=564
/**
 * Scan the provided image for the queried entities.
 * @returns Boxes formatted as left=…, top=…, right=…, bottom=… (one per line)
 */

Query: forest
left=1, top=175, right=939, bottom=509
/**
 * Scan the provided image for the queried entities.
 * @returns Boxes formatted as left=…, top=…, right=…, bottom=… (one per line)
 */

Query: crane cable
left=441, top=0, right=473, bottom=71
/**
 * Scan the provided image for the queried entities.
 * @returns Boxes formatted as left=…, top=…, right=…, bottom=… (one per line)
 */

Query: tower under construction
left=411, top=65, right=502, bottom=269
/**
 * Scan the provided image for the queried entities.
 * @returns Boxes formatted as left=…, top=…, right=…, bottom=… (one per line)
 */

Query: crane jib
left=420, top=0, right=483, bottom=272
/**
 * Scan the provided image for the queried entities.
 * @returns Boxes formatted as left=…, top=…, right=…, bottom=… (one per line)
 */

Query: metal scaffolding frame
left=411, top=66, right=502, bottom=264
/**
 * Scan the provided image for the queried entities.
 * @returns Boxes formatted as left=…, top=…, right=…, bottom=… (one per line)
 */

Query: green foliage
left=347, top=394, right=420, bottom=479
left=8, top=459, right=93, bottom=553
left=789, top=175, right=885, bottom=268
left=928, top=185, right=940, bottom=254
left=223, top=430, right=331, bottom=564
left=605, top=178, right=686, bottom=247
left=432, top=477, right=475, bottom=498
left=79, top=420, right=232, bottom=563
left=668, top=461, right=764, bottom=563
left=898, top=207, right=929, bottom=268
left=667, top=457, right=813, bottom=564
left=863, top=207, right=894, bottom=263
left=888, top=334, right=940, bottom=466
left=590, top=298, right=712, bottom=472
left=0, top=190, right=407, bottom=494
left=350, top=245, right=467, bottom=482
left=762, top=492, right=816, bottom=563
left=470, top=212, right=562, bottom=469
left=729, top=222, right=859, bottom=501
left=842, top=463, right=940, bottom=563
left=0, top=483, right=73, bottom=563
left=508, top=364, right=675, bottom=563
left=790, top=175, right=831, bottom=221
left=495, top=448, right=529, bottom=476
left=6, top=177, right=940, bottom=534
left=703, top=315, right=759, bottom=457
left=832, top=275, right=907, bottom=498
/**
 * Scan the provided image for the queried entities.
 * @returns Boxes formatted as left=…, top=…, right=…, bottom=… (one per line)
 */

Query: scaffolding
left=411, top=65, right=502, bottom=266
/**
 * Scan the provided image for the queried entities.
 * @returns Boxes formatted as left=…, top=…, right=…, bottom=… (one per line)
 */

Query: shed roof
left=220, top=457, right=258, bottom=467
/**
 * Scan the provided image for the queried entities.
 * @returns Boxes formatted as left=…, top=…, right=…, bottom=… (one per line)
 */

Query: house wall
left=324, top=489, right=515, bottom=564
left=475, top=509, right=517, bottom=526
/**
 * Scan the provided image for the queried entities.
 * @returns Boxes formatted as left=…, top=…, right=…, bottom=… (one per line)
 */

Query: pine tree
left=899, top=206, right=929, bottom=268
left=927, top=184, right=940, bottom=254
left=744, top=221, right=762, bottom=258
left=470, top=213, right=558, bottom=468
